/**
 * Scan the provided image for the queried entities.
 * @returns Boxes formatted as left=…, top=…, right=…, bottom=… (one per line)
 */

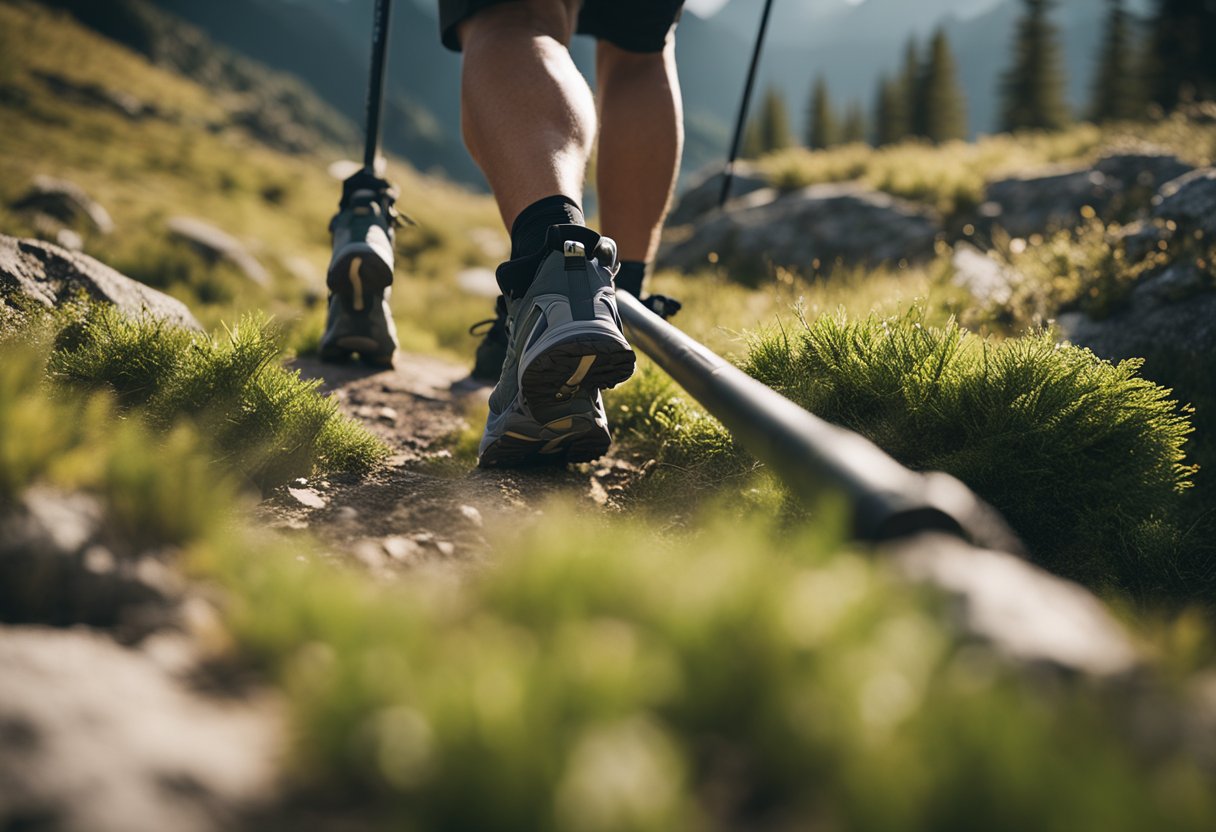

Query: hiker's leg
left=594, top=36, right=683, bottom=293
left=456, top=0, right=595, bottom=231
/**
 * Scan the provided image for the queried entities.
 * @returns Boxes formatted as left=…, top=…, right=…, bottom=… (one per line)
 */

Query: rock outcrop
left=667, top=162, right=770, bottom=227
left=976, top=152, right=1193, bottom=239
left=0, top=234, right=201, bottom=330
left=659, top=183, right=941, bottom=277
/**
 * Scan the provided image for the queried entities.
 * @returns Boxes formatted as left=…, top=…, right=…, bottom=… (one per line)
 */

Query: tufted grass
left=45, top=305, right=385, bottom=489
left=611, top=308, right=1201, bottom=602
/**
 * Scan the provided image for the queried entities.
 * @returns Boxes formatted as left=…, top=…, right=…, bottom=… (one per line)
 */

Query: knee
left=459, top=0, right=580, bottom=50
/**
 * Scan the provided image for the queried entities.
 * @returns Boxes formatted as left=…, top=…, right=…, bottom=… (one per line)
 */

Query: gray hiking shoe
left=320, top=173, right=400, bottom=367
left=478, top=225, right=635, bottom=468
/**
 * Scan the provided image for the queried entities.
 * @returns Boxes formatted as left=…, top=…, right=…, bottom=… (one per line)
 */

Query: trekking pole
left=719, top=0, right=776, bottom=208
left=616, top=291, right=1023, bottom=551
left=363, top=0, right=394, bottom=173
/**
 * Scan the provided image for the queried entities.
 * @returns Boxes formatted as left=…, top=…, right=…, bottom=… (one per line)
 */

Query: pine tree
left=1090, top=0, right=1143, bottom=121
left=1147, top=0, right=1216, bottom=110
left=999, top=0, right=1070, bottom=131
left=743, top=86, right=794, bottom=158
left=806, top=76, right=839, bottom=150
left=901, top=38, right=925, bottom=138
left=842, top=101, right=867, bottom=145
left=874, top=74, right=908, bottom=146
left=921, top=28, right=968, bottom=142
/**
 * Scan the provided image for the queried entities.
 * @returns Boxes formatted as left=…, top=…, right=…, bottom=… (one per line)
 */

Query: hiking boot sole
left=478, top=410, right=611, bottom=468
left=321, top=243, right=397, bottom=368
left=520, top=325, right=635, bottom=409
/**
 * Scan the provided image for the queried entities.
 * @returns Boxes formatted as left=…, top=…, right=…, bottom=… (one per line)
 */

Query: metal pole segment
left=719, top=0, right=776, bottom=209
left=363, top=0, right=394, bottom=172
left=617, top=291, right=1023, bottom=552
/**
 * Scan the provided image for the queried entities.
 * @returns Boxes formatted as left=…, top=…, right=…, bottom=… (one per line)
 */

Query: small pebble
left=335, top=506, right=359, bottom=521
left=459, top=505, right=483, bottom=528
left=436, top=541, right=456, bottom=557
left=288, top=487, right=327, bottom=510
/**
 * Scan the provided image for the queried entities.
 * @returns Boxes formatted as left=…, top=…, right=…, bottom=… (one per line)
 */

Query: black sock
left=496, top=195, right=584, bottom=299
left=615, top=260, right=648, bottom=298
left=510, top=195, right=584, bottom=260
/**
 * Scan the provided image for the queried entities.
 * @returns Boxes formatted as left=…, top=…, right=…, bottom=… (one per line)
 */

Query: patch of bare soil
left=258, top=354, right=645, bottom=576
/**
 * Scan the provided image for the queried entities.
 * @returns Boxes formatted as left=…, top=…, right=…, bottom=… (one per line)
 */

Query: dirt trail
left=259, top=353, right=644, bottom=575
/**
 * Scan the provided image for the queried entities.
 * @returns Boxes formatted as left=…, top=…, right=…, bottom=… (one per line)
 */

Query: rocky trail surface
left=259, top=352, right=646, bottom=576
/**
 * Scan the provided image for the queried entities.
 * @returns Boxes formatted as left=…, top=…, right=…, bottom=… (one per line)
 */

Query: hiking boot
left=478, top=225, right=635, bottom=468
left=455, top=294, right=509, bottom=391
left=320, top=171, right=400, bottom=367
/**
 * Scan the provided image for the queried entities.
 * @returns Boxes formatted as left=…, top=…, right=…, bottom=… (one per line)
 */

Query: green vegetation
left=46, top=306, right=385, bottom=489
left=610, top=310, right=1201, bottom=602
left=805, top=76, right=839, bottom=151
left=754, top=116, right=1216, bottom=220
left=1090, top=0, right=1142, bottom=123
left=5, top=333, right=1216, bottom=829
left=743, top=86, right=795, bottom=159
left=918, top=29, right=968, bottom=144
left=5, top=4, right=1216, bottom=828
left=0, top=1, right=502, bottom=350
left=1147, top=0, right=1216, bottom=110
left=1000, top=0, right=1071, bottom=132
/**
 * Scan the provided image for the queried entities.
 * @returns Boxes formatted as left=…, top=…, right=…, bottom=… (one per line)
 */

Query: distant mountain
left=39, top=0, right=1157, bottom=190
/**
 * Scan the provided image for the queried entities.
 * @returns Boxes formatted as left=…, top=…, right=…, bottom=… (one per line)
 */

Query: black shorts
left=439, top=0, right=684, bottom=54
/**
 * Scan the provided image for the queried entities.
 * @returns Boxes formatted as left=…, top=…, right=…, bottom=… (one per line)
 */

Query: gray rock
left=166, top=217, right=270, bottom=287
left=1062, top=265, right=1216, bottom=366
left=659, top=183, right=941, bottom=277
left=977, top=152, right=1193, bottom=239
left=10, top=176, right=115, bottom=236
left=667, top=162, right=769, bottom=227
left=1152, top=168, right=1216, bottom=237
left=0, top=488, right=184, bottom=641
left=891, top=533, right=1140, bottom=677
left=0, top=626, right=279, bottom=832
left=0, top=234, right=200, bottom=330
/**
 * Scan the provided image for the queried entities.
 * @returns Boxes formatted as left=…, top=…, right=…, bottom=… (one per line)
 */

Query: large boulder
left=667, top=162, right=770, bottom=227
left=166, top=217, right=270, bottom=288
left=0, top=234, right=201, bottom=330
left=658, top=183, right=941, bottom=278
left=977, top=152, right=1193, bottom=239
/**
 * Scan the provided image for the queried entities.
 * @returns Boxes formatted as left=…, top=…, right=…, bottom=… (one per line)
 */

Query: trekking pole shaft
left=363, top=0, right=394, bottom=171
left=719, top=0, right=776, bottom=208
